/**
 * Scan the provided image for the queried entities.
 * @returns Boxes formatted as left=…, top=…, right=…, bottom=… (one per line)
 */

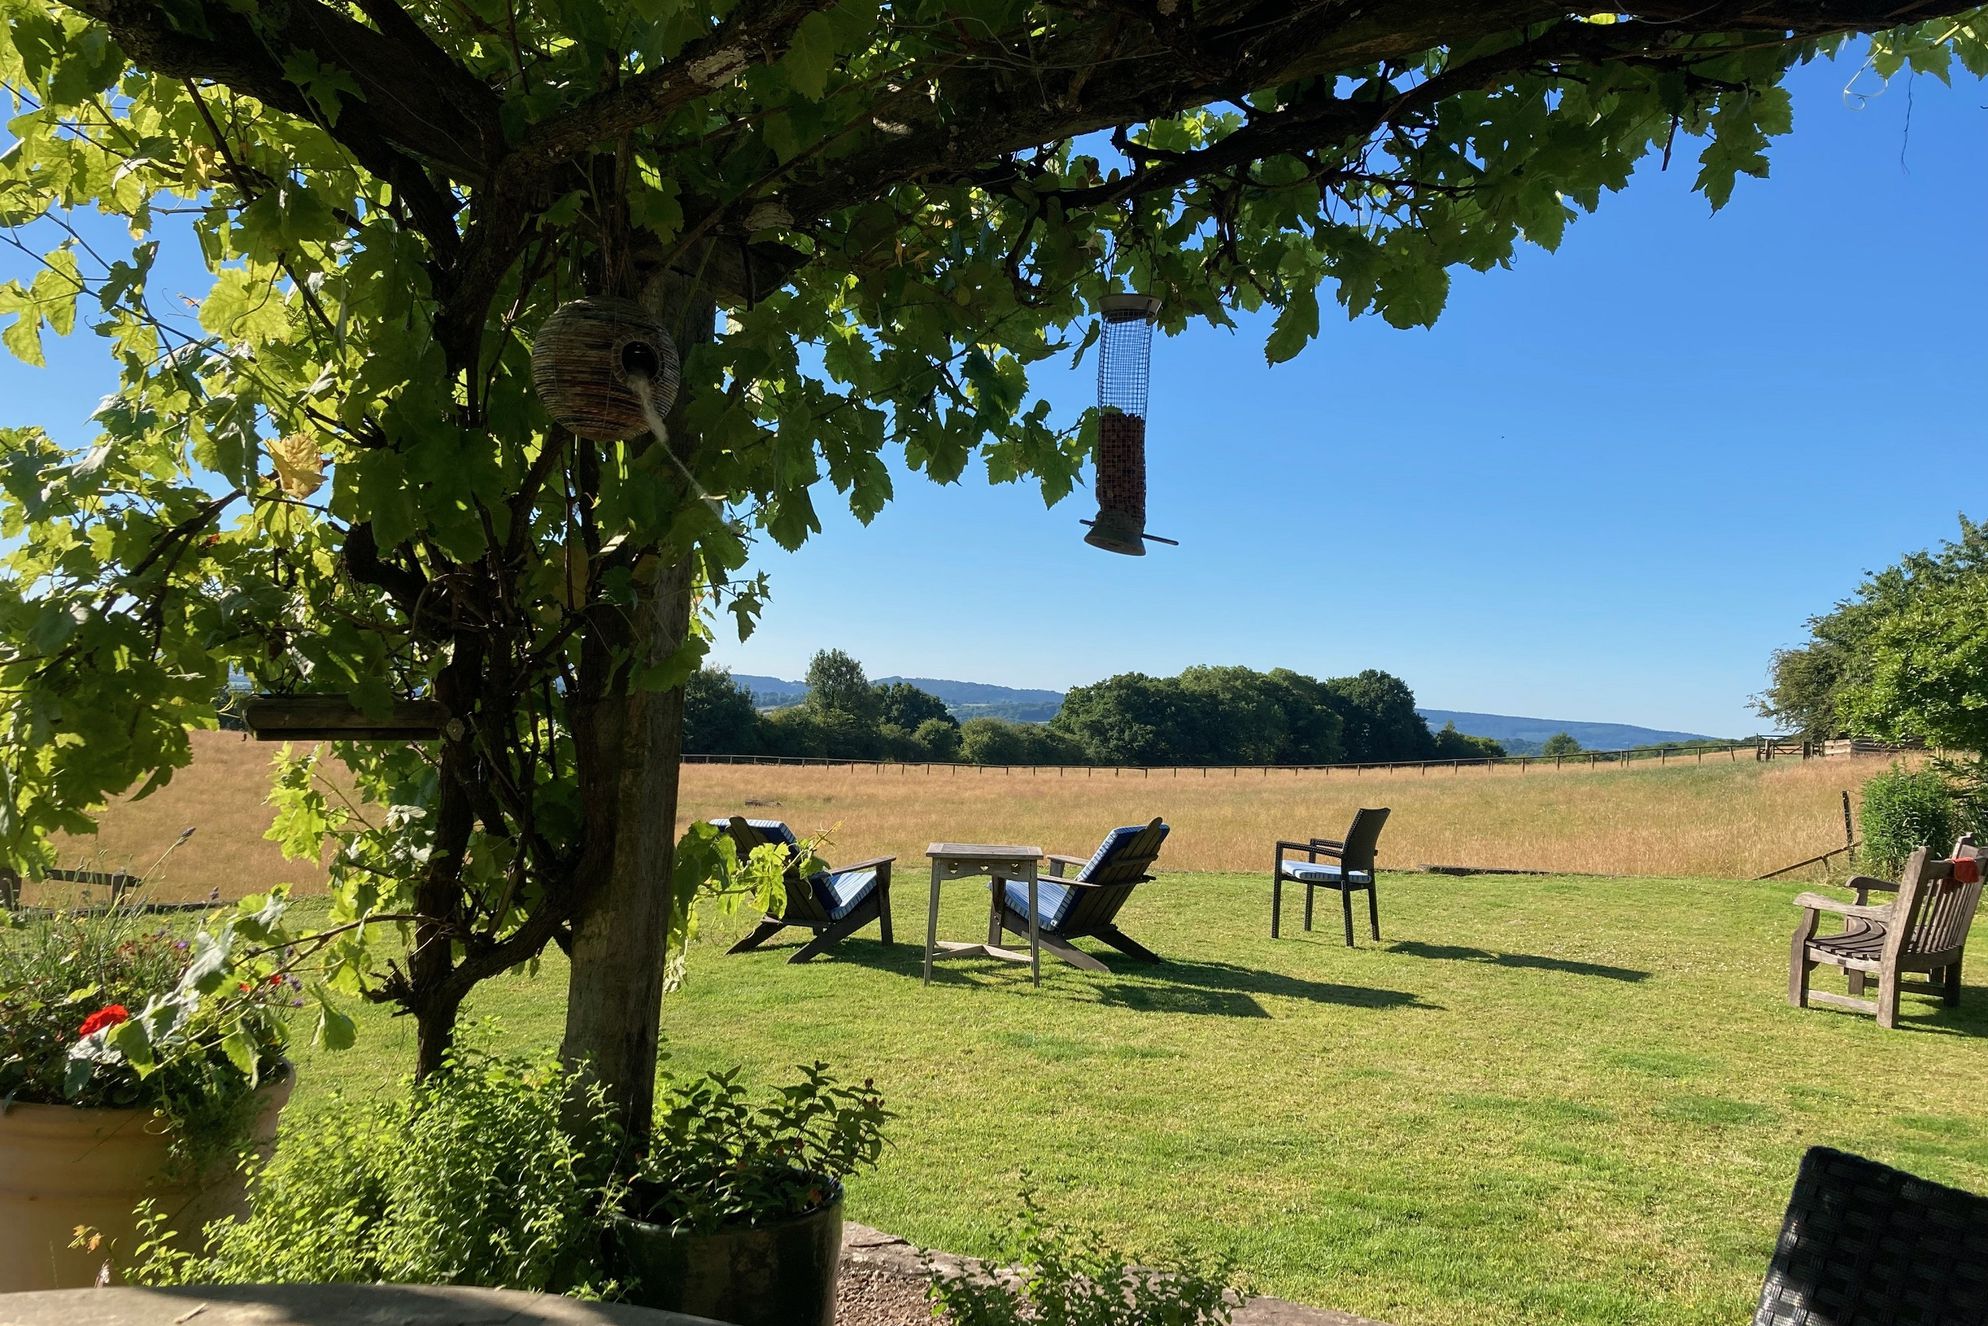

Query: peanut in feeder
left=1084, top=292, right=1171, bottom=556
left=531, top=297, right=681, bottom=442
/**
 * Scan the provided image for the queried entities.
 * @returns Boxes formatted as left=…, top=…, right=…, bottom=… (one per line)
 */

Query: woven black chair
left=1755, top=1146, right=1988, bottom=1325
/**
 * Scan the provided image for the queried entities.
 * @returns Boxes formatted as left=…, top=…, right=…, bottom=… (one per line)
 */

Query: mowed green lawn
left=291, top=871, right=1988, bottom=1326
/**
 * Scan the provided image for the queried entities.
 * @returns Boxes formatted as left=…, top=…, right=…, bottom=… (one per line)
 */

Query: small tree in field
left=1541, top=733, right=1583, bottom=758
left=803, top=649, right=881, bottom=730
left=2, top=1, right=1982, bottom=1135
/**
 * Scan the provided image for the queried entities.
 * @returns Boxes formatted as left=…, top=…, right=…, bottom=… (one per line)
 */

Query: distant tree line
left=1758, top=515, right=1987, bottom=753
left=1760, top=516, right=1988, bottom=859
left=685, top=653, right=1506, bottom=767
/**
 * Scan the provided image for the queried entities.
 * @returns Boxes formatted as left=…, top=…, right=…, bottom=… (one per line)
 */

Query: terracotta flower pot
left=0, top=1068, right=292, bottom=1291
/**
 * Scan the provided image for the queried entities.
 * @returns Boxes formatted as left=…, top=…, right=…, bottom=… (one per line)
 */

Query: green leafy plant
left=629, top=1061, right=890, bottom=1234
left=133, top=1045, right=624, bottom=1292
left=0, top=870, right=326, bottom=1173
left=930, top=1185, right=1243, bottom=1326
left=1933, top=754, right=1988, bottom=846
left=1859, top=764, right=1957, bottom=875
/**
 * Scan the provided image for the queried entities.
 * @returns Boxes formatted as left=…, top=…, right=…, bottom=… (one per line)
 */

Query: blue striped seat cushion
left=1279, top=859, right=1372, bottom=885
left=998, top=878, right=1077, bottom=930
left=819, top=868, right=880, bottom=922
left=711, top=818, right=880, bottom=919
left=1079, top=823, right=1164, bottom=880
left=990, top=823, right=1165, bottom=931
left=708, top=817, right=799, bottom=847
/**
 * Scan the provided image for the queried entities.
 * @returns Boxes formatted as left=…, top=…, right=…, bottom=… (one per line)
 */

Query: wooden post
left=1842, top=790, right=1856, bottom=852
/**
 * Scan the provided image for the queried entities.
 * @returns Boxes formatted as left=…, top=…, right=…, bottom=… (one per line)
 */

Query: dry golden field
left=679, top=752, right=1891, bottom=881
left=44, top=730, right=1906, bottom=900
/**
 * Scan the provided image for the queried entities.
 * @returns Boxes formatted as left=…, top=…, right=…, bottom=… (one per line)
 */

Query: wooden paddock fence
left=684, top=740, right=1804, bottom=779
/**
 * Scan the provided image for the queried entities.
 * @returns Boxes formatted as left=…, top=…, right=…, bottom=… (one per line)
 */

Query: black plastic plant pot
left=611, top=1176, right=845, bottom=1326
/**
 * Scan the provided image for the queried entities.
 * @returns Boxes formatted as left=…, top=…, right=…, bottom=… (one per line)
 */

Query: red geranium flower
left=268, top=972, right=286, bottom=986
left=77, top=1005, right=129, bottom=1038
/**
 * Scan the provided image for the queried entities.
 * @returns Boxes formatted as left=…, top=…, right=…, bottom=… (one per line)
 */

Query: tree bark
left=560, top=272, right=716, bottom=1141
left=559, top=553, right=694, bottom=1138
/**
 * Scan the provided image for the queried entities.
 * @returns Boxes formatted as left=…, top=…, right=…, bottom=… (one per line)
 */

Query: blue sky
left=4, top=54, right=1983, bottom=737
left=707, top=56, right=1987, bottom=736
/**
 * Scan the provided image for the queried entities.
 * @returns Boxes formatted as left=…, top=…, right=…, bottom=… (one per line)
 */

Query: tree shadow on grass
left=1386, top=939, right=1649, bottom=983
left=815, top=942, right=1434, bottom=1018
left=1060, top=956, right=1436, bottom=1019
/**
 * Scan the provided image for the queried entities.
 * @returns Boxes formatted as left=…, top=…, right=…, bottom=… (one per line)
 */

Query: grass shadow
left=1810, top=984, right=1988, bottom=1039
left=783, top=938, right=1434, bottom=1018
left=1387, top=939, right=1649, bottom=983
left=1066, top=955, right=1435, bottom=1018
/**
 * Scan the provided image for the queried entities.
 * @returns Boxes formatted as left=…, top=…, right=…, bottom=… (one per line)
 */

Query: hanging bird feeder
left=1084, top=292, right=1175, bottom=556
left=531, top=297, right=680, bottom=442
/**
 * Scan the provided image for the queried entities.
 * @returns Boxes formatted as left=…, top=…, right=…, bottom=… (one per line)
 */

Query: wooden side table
left=924, top=843, right=1043, bottom=986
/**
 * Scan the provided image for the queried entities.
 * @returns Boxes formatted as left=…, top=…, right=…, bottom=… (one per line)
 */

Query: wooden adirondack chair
left=1272, top=807, right=1390, bottom=945
left=988, top=819, right=1169, bottom=973
left=717, top=817, right=895, bottom=964
left=1790, top=835, right=1983, bottom=1029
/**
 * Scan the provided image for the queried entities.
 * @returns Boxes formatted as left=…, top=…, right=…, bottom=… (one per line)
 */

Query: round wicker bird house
left=531, top=297, right=681, bottom=442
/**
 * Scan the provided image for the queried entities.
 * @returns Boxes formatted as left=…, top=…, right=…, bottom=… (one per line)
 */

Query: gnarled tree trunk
left=560, top=277, right=715, bottom=1141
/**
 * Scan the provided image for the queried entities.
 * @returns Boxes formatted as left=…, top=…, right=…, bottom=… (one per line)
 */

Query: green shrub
left=1859, top=765, right=1957, bottom=874
left=631, top=1061, right=890, bottom=1234
left=1933, top=754, right=1988, bottom=845
left=931, top=1187, right=1242, bottom=1326
left=134, top=1045, right=622, bottom=1292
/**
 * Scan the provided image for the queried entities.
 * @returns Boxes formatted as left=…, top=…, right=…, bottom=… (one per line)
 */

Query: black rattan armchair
left=1755, top=1146, right=1988, bottom=1325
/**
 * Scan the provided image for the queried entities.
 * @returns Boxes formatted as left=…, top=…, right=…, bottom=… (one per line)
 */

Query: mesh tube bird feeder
left=1084, top=293, right=1171, bottom=556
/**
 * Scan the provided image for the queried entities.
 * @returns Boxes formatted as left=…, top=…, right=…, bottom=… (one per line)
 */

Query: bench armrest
left=1044, top=853, right=1089, bottom=878
left=1845, top=873, right=1899, bottom=895
left=1792, top=892, right=1893, bottom=922
left=833, top=855, right=895, bottom=875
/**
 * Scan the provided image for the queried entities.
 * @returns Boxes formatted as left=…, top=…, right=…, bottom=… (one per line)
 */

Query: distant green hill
left=722, top=670, right=1729, bottom=752
left=729, top=672, right=1062, bottom=722
left=1416, top=709, right=1728, bottom=754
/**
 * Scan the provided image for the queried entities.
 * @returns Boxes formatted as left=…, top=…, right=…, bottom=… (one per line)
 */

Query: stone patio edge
left=841, top=1221, right=1393, bottom=1326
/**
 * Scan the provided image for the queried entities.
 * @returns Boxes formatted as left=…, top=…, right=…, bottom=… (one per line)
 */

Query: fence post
left=1842, top=790, right=1855, bottom=851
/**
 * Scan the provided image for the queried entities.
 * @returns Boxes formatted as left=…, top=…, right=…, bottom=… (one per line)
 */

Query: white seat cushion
left=1279, top=859, right=1372, bottom=886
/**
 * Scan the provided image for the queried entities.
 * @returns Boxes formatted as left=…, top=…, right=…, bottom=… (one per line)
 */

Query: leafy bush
left=914, top=716, right=963, bottom=761
left=1860, top=765, right=1957, bottom=874
left=931, top=1187, right=1242, bottom=1326
left=1936, top=754, right=1988, bottom=845
left=134, top=1046, right=623, bottom=1292
left=630, top=1061, right=890, bottom=1233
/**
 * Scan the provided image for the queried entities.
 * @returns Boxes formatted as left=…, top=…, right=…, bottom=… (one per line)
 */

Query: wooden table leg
left=1026, top=863, right=1040, bottom=986
left=924, top=858, right=942, bottom=985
